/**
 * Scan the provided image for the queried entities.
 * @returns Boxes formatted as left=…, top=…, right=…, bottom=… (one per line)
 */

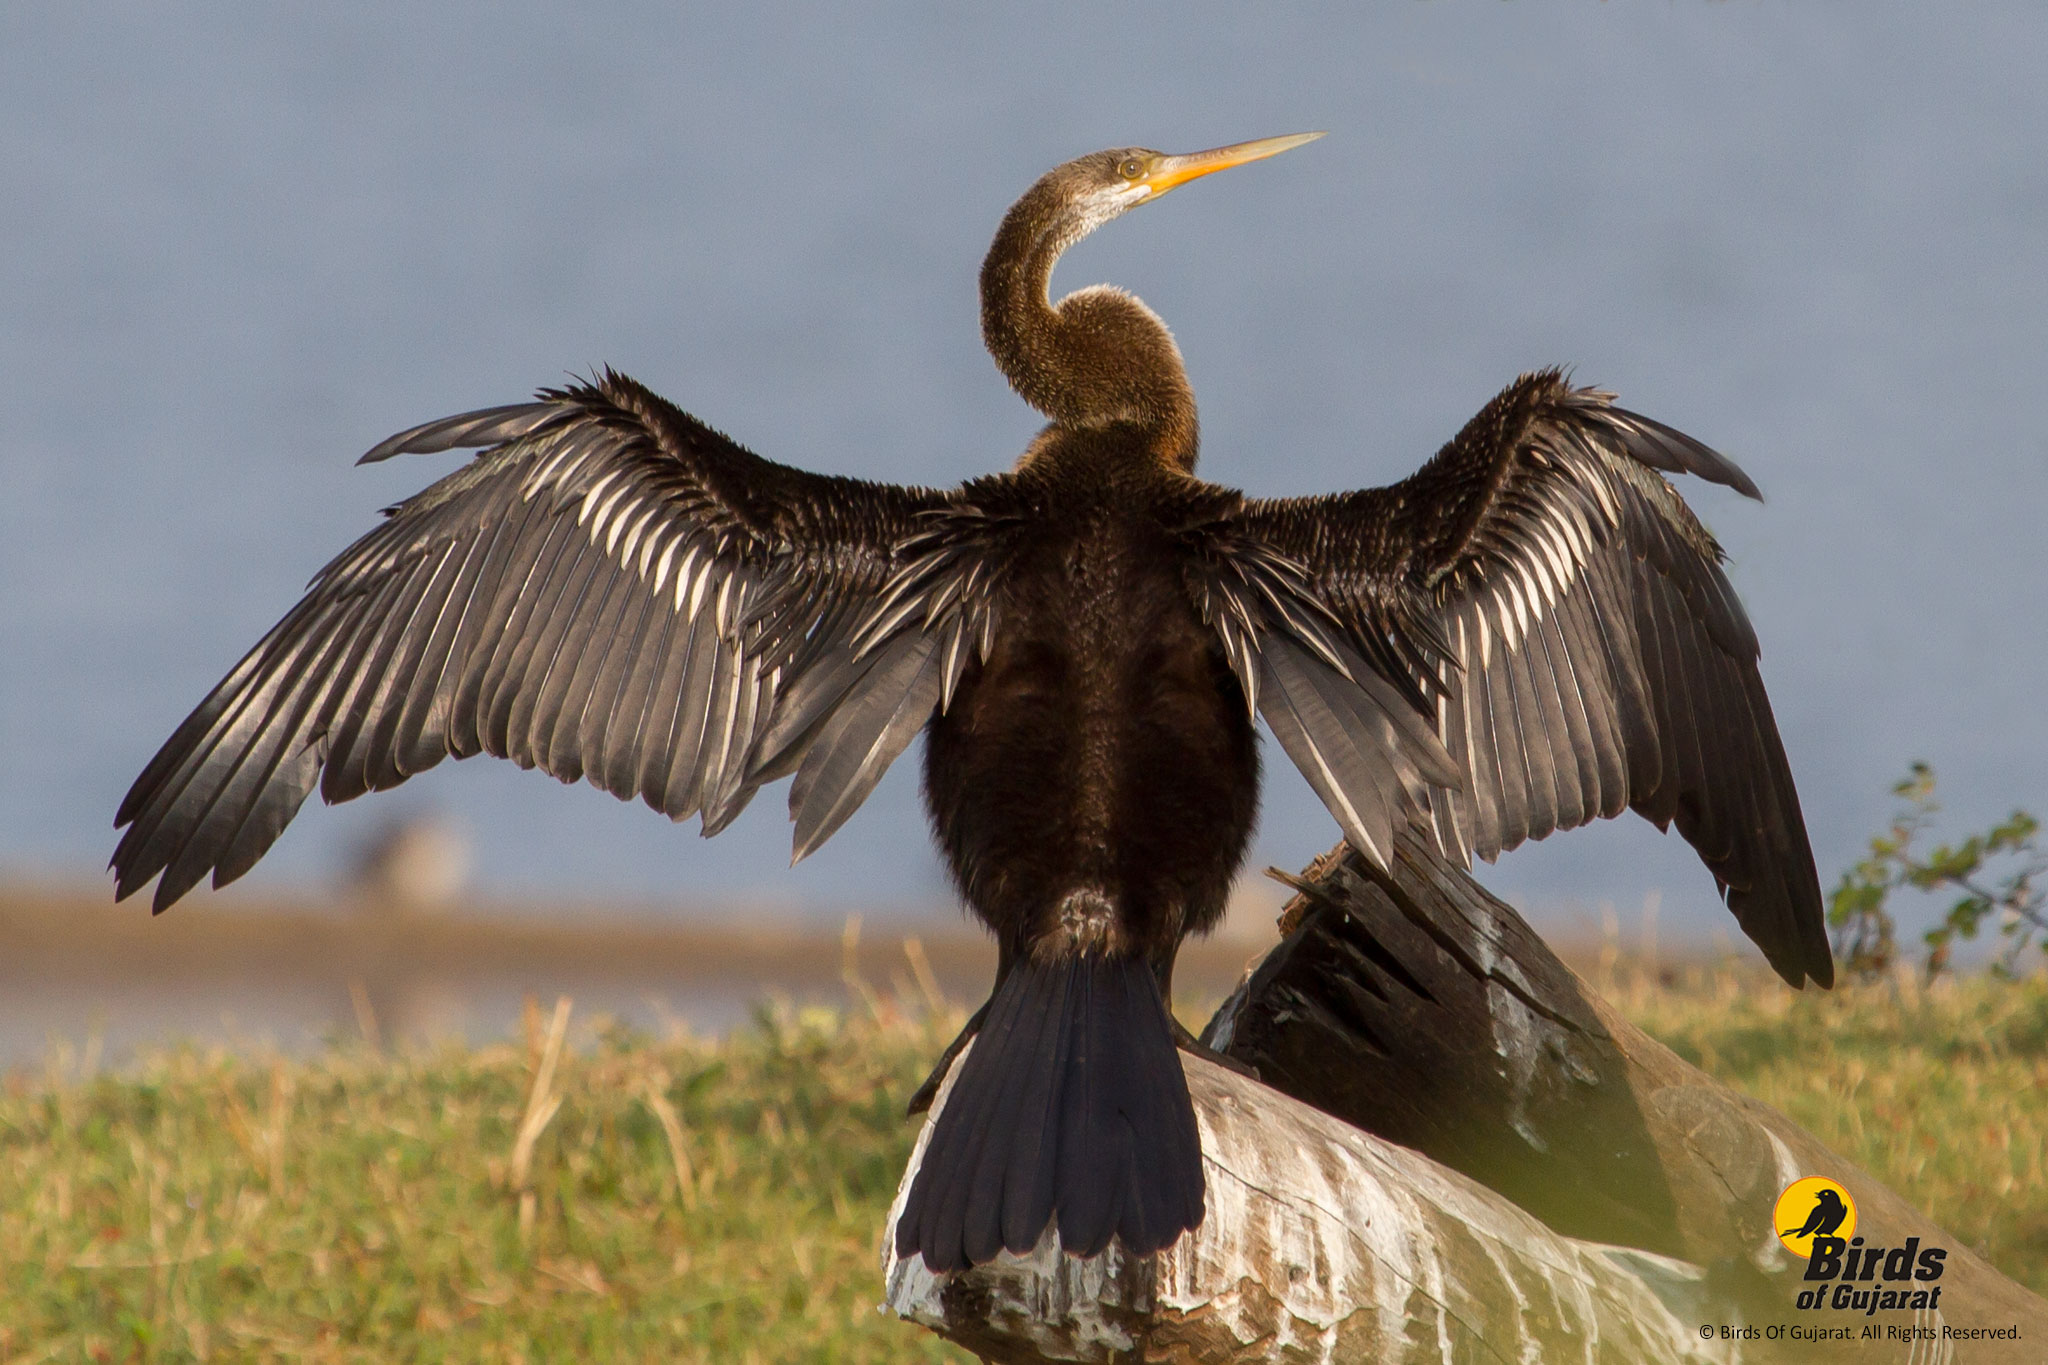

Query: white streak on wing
left=1527, top=515, right=1568, bottom=604
left=589, top=482, right=636, bottom=549
left=403, top=535, right=492, bottom=740
left=858, top=573, right=934, bottom=650
left=1552, top=498, right=1590, bottom=565
left=1541, top=523, right=1579, bottom=600
left=636, top=521, right=670, bottom=580
left=671, top=546, right=703, bottom=612
left=1318, top=740, right=1388, bottom=869
left=708, top=641, right=749, bottom=782
left=1583, top=459, right=1624, bottom=526
left=575, top=468, right=625, bottom=525
left=714, top=573, right=737, bottom=635
left=524, top=437, right=586, bottom=498
left=920, top=564, right=966, bottom=624
left=687, top=556, right=715, bottom=618
left=1457, top=644, right=1489, bottom=842
left=614, top=500, right=662, bottom=566
left=1497, top=575, right=1526, bottom=651
left=1225, top=620, right=1258, bottom=716
left=598, top=482, right=634, bottom=548
left=605, top=493, right=650, bottom=557
left=938, top=621, right=968, bottom=712
left=1518, top=532, right=1558, bottom=610
left=1273, top=667, right=1387, bottom=870
left=651, top=534, right=682, bottom=597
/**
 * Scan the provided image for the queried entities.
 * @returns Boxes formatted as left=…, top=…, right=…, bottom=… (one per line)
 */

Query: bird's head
left=982, top=131, right=1324, bottom=469
left=1027, top=133, right=1327, bottom=247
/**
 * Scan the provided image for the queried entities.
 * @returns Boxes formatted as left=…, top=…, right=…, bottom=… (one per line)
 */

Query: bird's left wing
left=1196, top=370, right=1830, bottom=987
left=114, top=371, right=976, bottom=911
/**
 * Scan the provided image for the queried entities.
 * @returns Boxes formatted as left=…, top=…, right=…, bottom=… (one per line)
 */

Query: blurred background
left=4, top=4, right=2044, bottom=1061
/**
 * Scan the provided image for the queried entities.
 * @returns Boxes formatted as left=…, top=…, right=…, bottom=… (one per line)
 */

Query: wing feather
left=382, top=524, right=490, bottom=776
left=1255, top=640, right=1400, bottom=868
left=659, top=615, right=724, bottom=818
left=1213, top=369, right=1830, bottom=987
left=113, top=371, right=968, bottom=912
left=1530, top=613, right=1591, bottom=832
left=314, top=564, right=434, bottom=804
left=595, top=590, right=671, bottom=801
left=788, top=633, right=946, bottom=860
left=1553, top=589, right=1625, bottom=819
left=569, top=543, right=662, bottom=776
left=1480, top=613, right=1531, bottom=850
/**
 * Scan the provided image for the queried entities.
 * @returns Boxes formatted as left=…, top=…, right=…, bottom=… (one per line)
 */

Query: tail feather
left=896, top=954, right=1203, bottom=1272
left=996, top=977, right=1069, bottom=1251
left=942, top=969, right=1052, bottom=1267
left=961, top=966, right=1069, bottom=1263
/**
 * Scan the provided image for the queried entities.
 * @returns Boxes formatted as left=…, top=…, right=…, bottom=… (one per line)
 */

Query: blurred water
left=4, top=4, right=2044, bottom=959
left=0, top=885, right=1298, bottom=1069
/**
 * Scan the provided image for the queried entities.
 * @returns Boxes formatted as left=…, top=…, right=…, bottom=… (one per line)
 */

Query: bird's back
left=921, top=430, right=1259, bottom=969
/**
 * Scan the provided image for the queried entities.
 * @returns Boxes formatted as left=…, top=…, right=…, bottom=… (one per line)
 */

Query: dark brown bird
left=113, top=133, right=1831, bottom=1274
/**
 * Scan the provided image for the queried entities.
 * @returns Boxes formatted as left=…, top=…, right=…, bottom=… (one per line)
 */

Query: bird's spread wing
left=114, top=370, right=974, bottom=910
left=1203, top=369, right=1830, bottom=987
left=1181, top=517, right=1459, bottom=875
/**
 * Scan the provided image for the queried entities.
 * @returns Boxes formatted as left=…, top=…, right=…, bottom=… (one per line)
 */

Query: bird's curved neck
left=980, top=184, right=1198, bottom=471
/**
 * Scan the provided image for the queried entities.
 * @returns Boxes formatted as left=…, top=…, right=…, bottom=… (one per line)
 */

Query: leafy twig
left=1828, top=764, right=2045, bottom=981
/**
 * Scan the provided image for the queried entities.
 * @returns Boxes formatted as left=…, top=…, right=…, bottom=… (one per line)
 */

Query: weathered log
left=883, top=1048, right=1740, bottom=1363
left=882, top=830, right=2048, bottom=1363
left=1205, top=831, right=2047, bottom=1353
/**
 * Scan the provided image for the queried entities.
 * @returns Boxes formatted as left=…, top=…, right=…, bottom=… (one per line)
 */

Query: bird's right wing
left=1200, top=371, right=1830, bottom=988
left=114, top=370, right=976, bottom=911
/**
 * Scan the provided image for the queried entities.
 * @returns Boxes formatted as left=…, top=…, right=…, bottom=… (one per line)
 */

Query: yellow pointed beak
left=1139, top=131, right=1325, bottom=197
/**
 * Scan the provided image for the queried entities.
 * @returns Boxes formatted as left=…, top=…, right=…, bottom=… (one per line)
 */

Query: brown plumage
left=113, top=134, right=1830, bottom=1275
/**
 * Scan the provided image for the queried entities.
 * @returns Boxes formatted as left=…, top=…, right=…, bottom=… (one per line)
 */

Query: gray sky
left=5, top=4, right=2044, bottom=954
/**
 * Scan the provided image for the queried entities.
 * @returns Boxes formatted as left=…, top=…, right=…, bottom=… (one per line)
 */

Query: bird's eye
left=1119, top=157, right=1145, bottom=180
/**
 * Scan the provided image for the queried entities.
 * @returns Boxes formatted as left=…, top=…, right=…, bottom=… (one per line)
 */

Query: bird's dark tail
left=894, top=953, right=1204, bottom=1272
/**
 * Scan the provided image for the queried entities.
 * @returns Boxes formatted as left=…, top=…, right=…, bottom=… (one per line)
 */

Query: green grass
left=4, top=973, right=2045, bottom=1361
left=1, top=999, right=976, bottom=1364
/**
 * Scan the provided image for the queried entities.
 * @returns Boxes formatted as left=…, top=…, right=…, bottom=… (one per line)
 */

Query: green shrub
left=1829, top=764, right=2045, bottom=980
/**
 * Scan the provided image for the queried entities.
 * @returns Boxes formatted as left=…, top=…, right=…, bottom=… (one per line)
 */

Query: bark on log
left=882, top=830, right=2048, bottom=1362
